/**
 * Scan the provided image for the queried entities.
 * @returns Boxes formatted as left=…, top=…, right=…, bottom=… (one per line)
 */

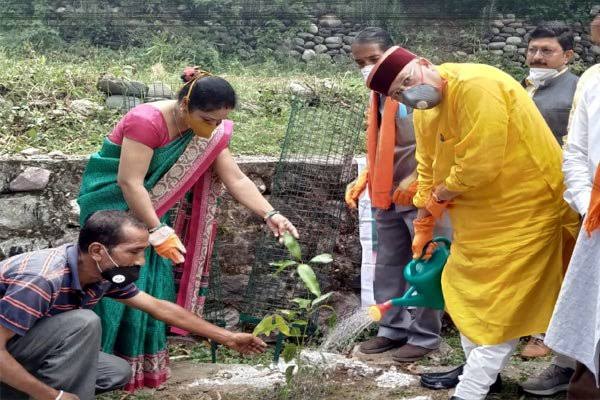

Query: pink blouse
left=108, top=104, right=177, bottom=149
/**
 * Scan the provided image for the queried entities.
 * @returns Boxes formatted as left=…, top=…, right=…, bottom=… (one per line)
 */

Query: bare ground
left=98, top=338, right=566, bottom=400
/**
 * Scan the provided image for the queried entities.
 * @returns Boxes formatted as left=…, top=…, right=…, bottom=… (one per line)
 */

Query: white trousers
left=454, top=334, right=518, bottom=400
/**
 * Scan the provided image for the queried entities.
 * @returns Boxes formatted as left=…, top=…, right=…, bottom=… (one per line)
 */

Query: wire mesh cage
left=240, top=97, right=364, bottom=324
left=203, top=239, right=226, bottom=327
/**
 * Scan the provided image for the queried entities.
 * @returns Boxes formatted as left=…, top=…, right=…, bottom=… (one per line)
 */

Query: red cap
left=367, top=46, right=417, bottom=95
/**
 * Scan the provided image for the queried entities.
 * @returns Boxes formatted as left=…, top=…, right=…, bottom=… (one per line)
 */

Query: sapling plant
left=252, top=232, right=334, bottom=381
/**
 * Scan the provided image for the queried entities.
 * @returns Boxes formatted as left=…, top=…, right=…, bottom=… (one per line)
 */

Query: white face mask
left=360, top=65, right=374, bottom=82
left=528, top=67, right=560, bottom=87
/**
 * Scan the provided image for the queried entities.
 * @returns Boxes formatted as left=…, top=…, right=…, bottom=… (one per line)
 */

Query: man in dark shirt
left=0, top=210, right=265, bottom=400
left=522, top=23, right=578, bottom=145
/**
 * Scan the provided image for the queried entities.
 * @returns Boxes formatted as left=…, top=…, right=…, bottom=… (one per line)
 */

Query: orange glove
left=149, top=225, right=186, bottom=264
left=425, top=193, right=450, bottom=219
left=412, top=215, right=436, bottom=259
left=345, top=169, right=369, bottom=209
left=392, top=180, right=418, bottom=206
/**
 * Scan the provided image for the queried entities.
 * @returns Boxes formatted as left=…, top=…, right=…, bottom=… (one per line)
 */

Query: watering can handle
left=417, top=236, right=451, bottom=260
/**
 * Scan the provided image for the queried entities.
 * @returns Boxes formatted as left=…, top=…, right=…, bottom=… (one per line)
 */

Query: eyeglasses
left=527, top=47, right=561, bottom=57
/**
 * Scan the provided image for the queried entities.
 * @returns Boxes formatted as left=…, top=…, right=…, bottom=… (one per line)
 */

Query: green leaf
left=283, top=232, right=302, bottom=261
left=297, top=263, right=321, bottom=297
left=282, top=343, right=298, bottom=363
left=278, top=309, right=297, bottom=319
left=273, top=314, right=291, bottom=336
left=309, top=254, right=333, bottom=264
left=289, top=327, right=303, bottom=337
left=291, top=320, right=308, bottom=326
left=270, top=260, right=297, bottom=274
left=311, top=292, right=333, bottom=307
left=292, top=298, right=311, bottom=309
left=252, top=315, right=276, bottom=336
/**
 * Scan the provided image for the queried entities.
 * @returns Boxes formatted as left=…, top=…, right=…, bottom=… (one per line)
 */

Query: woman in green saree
left=78, top=68, right=298, bottom=391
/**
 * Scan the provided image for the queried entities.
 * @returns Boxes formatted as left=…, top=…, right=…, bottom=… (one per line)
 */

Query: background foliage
left=0, top=1, right=597, bottom=155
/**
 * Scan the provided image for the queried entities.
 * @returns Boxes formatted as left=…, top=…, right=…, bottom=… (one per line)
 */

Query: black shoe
left=449, top=397, right=465, bottom=400
left=490, top=375, right=503, bottom=393
left=420, top=364, right=503, bottom=393
left=420, top=365, right=463, bottom=390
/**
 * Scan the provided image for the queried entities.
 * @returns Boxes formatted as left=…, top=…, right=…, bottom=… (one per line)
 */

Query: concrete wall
left=0, top=153, right=361, bottom=310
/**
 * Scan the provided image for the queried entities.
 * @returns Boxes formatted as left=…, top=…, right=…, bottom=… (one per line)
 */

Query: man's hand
left=58, top=391, right=80, bottom=400
left=122, top=293, right=268, bottom=358
left=433, top=184, right=460, bottom=202
left=224, top=333, right=267, bottom=355
left=411, top=215, right=436, bottom=259
left=345, top=169, right=368, bottom=209
left=425, top=193, right=449, bottom=219
left=392, top=180, right=418, bottom=206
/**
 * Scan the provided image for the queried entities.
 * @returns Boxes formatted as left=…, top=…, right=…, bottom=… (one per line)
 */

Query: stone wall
left=289, top=15, right=363, bottom=64
left=289, top=6, right=600, bottom=67
left=0, top=153, right=361, bottom=309
left=481, top=7, right=600, bottom=66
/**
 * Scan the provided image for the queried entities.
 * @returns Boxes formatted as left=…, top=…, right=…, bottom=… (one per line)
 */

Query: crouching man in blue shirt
left=0, top=210, right=266, bottom=400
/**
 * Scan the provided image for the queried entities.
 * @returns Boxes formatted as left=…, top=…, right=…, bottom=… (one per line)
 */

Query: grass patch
left=0, top=45, right=366, bottom=156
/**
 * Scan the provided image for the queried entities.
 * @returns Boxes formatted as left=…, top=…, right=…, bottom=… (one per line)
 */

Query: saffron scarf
left=366, top=92, right=398, bottom=209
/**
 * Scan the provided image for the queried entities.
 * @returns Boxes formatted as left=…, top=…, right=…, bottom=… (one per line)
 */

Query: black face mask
left=99, top=265, right=141, bottom=287
left=97, top=247, right=141, bottom=287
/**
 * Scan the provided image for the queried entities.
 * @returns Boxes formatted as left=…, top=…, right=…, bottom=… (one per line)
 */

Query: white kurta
left=546, top=71, right=600, bottom=382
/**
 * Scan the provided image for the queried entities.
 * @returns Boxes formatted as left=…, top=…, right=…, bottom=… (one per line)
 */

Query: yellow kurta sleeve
left=413, top=112, right=436, bottom=208
left=445, top=79, right=509, bottom=193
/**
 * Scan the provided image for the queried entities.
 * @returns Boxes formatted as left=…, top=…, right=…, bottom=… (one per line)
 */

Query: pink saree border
left=116, top=349, right=170, bottom=392
left=152, top=120, right=232, bottom=217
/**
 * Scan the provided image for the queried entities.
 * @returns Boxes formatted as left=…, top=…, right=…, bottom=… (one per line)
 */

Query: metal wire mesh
left=204, top=237, right=226, bottom=327
left=240, top=98, right=364, bottom=323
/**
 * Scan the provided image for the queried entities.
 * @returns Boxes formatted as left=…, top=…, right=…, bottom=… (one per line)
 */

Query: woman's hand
left=149, top=225, right=186, bottom=264
left=266, top=213, right=299, bottom=241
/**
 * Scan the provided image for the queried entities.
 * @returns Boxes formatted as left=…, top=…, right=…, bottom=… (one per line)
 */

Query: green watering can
left=368, top=237, right=451, bottom=322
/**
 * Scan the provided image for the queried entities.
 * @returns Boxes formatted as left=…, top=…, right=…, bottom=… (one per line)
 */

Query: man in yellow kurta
left=366, top=46, right=579, bottom=400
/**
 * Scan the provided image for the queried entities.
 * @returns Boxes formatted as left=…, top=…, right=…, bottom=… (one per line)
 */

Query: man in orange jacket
left=347, top=28, right=450, bottom=362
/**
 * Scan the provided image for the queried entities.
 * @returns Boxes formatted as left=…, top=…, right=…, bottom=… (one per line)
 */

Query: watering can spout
left=367, top=237, right=451, bottom=322
left=367, top=302, right=392, bottom=322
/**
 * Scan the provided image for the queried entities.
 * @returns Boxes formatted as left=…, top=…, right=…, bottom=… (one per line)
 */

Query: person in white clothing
left=544, top=67, right=600, bottom=400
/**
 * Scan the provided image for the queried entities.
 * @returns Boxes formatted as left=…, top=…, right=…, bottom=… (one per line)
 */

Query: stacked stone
left=97, top=74, right=146, bottom=112
left=97, top=75, right=176, bottom=112
left=482, top=7, right=600, bottom=67
left=290, top=14, right=362, bottom=63
left=481, top=14, right=531, bottom=65
left=0, top=149, right=83, bottom=260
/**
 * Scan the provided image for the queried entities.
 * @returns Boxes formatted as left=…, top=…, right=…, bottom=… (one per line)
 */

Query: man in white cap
left=366, top=46, right=579, bottom=400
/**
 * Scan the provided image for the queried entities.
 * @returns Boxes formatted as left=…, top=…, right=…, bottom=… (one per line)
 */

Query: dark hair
left=177, top=76, right=237, bottom=112
left=78, top=210, right=147, bottom=253
left=354, top=27, right=394, bottom=51
left=528, top=22, right=574, bottom=51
